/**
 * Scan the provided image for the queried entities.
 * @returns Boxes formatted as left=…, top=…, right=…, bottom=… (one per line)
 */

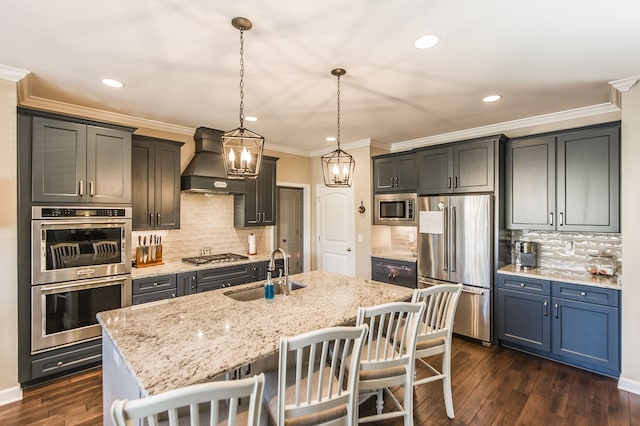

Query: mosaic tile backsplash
left=510, top=230, right=622, bottom=274
left=132, top=192, right=271, bottom=263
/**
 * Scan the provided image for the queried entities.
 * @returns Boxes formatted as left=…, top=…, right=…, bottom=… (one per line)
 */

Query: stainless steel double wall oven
left=31, top=206, right=132, bottom=353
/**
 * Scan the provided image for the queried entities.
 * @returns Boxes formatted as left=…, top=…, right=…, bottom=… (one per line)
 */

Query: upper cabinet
left=132, top=135, right=183, bottom=231
left=32, top=116, right=132, bottom=204
left=234, top=156, right=278, bottom=227
left=373, top=153, right=416, bottom=193
left=417, top=136, right=498, bottom=195
left=506, top=123, right=620, bottom=232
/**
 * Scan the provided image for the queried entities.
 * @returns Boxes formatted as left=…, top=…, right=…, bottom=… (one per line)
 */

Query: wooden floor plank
left=0, top=338, right=637, bottom=425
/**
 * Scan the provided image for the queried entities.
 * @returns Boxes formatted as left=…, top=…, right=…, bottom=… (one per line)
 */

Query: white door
left=316, top=185, right=355, bottom=276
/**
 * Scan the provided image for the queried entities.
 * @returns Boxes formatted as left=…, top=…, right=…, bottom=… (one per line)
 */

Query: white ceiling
left=1, top=0, right=639, bottom=155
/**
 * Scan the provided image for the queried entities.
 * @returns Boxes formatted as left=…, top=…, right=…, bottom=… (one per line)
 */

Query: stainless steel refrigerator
left=417, top=194, right=493, bottom=344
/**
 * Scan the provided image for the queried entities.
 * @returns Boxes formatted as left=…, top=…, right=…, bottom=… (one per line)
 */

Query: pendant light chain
left=336, top=72, right=341, bottom=149
left=238, top=28, right=245, bottom=129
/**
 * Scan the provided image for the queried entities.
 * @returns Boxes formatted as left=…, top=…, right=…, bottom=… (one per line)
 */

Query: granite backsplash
left=510, top=229, right=622, bottom=274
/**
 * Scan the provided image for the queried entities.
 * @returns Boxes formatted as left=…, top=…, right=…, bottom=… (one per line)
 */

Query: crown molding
left=392, top=102, right=620, bottom=151
left=609, top=76, right=640, bottom=92
left=0, top=64, right=30, bottom=82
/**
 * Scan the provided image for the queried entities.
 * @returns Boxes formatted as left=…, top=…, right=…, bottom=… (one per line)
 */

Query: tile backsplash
left=132, top=192, right=271, bottom=263
left=510, top=230, right=622, bottom=274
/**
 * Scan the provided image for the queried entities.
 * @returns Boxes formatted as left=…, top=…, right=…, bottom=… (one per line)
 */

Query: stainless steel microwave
left=373, top=193, right=416, bottom=226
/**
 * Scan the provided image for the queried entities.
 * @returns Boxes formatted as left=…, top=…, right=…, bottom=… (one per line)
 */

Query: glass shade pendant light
left=321, top=68, right=355, bottom=187
left=222, top=17, right=264, bottom=179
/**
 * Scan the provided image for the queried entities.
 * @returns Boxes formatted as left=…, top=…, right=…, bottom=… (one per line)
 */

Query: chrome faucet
left=269, top=248, right=289, bottom=295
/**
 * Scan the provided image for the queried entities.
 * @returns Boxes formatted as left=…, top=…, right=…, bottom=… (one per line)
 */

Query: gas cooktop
left=181, top=253, right=249, bottom=266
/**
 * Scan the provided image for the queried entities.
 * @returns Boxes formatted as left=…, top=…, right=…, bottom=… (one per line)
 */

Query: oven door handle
left=39, top=275, right=129, bottom=294
left=37, top=219, right=130, bottom=227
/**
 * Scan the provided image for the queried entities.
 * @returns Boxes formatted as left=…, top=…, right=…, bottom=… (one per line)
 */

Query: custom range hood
left=181, top=127, right=247, bottom=193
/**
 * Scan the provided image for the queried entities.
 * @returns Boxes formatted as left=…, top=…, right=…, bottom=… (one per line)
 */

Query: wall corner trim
left=0, top=384, right=22, bottom=407
left=618, top=376, right=640, bottom=396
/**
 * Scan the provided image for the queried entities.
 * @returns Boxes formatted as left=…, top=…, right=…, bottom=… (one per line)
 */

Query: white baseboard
left=0, top=384, right=22, bottom=406
left=618, top=376, right=640, bottom=395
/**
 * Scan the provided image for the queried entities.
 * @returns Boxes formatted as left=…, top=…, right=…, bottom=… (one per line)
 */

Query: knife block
left=135, top=244, right=164, bottom=268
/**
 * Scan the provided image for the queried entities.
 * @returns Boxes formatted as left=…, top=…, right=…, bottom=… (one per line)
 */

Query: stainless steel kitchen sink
left=224, top=281, right=306, bottom=301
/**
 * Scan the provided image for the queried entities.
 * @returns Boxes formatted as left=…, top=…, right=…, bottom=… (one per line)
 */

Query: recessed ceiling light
left=414, top=34, right=439, bottom=49
left=101, top=78, right=124, bottom=88
left=326, top=137, right=336, bottom=142
left=245, top=116, right=258, bottom=122
left=482, top=95, right=502, bottom=103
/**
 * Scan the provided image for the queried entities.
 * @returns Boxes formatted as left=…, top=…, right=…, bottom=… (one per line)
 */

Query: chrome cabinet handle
left=156, top=213, right=160, bottom=226
left=544, top=301, right=548, bottom=316
left=549, top=212, right=554, bottom=226
left=79, top=180, right=84, bottom=196
left=559, top=212, right=564, bottom=226
left=448, top=177, right=452, bottom=189
left=89, top=181, right=95, bottom=197
left=390, top=177, right=395, bottom=187
left=454, top=176, right=458, bottom=188
left=580, top=291, right=586, bottom=296
left=555, top=303, right=559, bottom=319
left=149, top=213, right=153, bottom=226
left=520, top=283, right=526, bottom=287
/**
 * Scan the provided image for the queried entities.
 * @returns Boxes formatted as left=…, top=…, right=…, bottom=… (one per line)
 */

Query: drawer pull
left=520, top=283, right=526, bottom=287
left=57, top=361, right=64, bottom=366
left=543, top=301, right=548, bottom=317
left=555, top=303, right=559, bottom=319
left=580, top=291, right=586, bottom=296
left=153, top=282, right=158, bottom=286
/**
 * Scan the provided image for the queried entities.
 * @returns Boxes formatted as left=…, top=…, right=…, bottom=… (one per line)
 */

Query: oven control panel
left=34, top=207, right=130, bottom=218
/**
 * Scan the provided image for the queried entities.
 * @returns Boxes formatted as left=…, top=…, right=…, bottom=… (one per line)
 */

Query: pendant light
left=222, top=17, right=264, bottom=179
left=321, top=68, right=355, bottom=187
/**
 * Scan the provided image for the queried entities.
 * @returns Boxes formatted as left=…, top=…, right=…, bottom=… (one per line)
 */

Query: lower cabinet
left=132, top=274, right=177, bottom=305
left=371, top=257, right=417, bottom=289
left=497, top=275, right=620, bottom=377
left=30, top=338, right=102, bottom=380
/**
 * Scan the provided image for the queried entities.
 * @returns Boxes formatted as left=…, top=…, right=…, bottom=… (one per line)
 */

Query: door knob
left=346, top=248, right=351, bottom=252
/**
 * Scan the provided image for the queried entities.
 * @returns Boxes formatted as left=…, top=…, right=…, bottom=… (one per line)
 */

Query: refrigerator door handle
left=450, top=206, right=456, bottom=272
left=442, top=206, right=448, bottom=271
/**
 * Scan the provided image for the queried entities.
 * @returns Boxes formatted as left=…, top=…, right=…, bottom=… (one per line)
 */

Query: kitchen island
left=97, top=271, right=413, bottom=421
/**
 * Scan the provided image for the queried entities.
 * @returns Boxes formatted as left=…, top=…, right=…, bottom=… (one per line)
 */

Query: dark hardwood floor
left=2, top=337, right=639, bottom=425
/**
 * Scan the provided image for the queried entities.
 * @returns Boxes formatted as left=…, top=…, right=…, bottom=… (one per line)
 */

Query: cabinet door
left=556, top=125, right=620, bottom=232
left=395, top=154, right=417, bottom=192
left=373, top=157, right=397, bottom=192
left=177, top=271, right=197, bottom=296
left=32, top=117, right=87, bottom=203
left=258, top=157, right=277, bottom=225
left=154, top=141, right=181, bottom=229
left=497, top=288, right=551, bottom=352
left=506, top=136, right=556, bottom=230
left=132, top=137, right=181, bottom=230
left=86, top=126, right=132, bottom=204
left=453, top=138, right=494, bottom=193
left=132, top=139, right=154, bottom=230
left=417, top=147, right=453, bottom=195
left=552, top=298, right=619, bottom=372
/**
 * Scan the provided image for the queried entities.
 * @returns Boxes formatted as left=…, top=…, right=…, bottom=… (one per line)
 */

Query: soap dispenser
left=264, top=271, right=275, bottom=301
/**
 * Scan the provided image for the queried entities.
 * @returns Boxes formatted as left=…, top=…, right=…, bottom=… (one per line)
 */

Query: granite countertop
left=371, top=248, right=417, bottom=263
left=497, top=264, right=621, bottom=290
left=97, top=270, right=413, bottom=396
left=131, top=254, right=274, bottom=280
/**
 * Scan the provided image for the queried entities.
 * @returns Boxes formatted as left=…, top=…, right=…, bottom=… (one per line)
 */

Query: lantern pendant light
left=222, top=17, right=264, bottom=179
left=321, top=68, right=355, bottom=187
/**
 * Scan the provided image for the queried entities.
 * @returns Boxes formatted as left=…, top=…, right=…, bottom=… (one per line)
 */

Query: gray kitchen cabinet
left=417, top=136, right=497, bottom=195
left=505, top=136, right=556, bottom=230
left=177, top=271, right=197, bottom=296
left=32, top=116, right=132, bottom=204
left=234, top=156, right=278, bottom=226
left=497, top=275, right=620, bottom=377
left=132, top=135, right=182, bottom=230
left=132, top=274, right=177, bottom=305
left=371, top=257, right=417, bottom=289
left=30, top=338, right=101, bottom=380
left=196, top=263, right=253, bottom=292
left=506, top=123, right=620, bottom=232
left=373, top=152, right=417, bottom=193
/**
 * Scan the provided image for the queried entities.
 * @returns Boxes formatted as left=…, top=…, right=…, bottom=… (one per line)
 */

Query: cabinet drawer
left=552, top=282, right=620, bottom=307
left=132, top=289, right=176, bottom=305
left=371, top=257, right=416, bottom=279
left=498, top=275, right=550, bottom=295
left=31, top=339, right=101, bottom=379
left=132, top=274, right=177, bottom=295
left=197, top=264, right=252, bottom=292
